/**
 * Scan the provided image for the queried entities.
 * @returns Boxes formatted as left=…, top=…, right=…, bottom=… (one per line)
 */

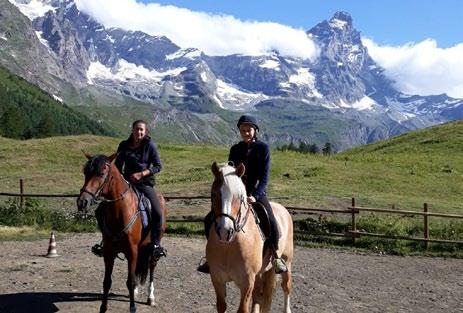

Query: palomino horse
left=76, top=153, right=167, bottom=313
left=207, top=162, right=293, bottom=313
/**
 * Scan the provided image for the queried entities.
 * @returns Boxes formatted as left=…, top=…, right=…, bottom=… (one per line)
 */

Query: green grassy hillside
left=0, top=66, right=117, bottom=139
left=0, top=120, right=462, bottom=215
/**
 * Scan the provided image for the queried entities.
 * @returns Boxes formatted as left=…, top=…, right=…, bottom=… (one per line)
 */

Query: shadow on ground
left=0, top=292, right=138, bottom=313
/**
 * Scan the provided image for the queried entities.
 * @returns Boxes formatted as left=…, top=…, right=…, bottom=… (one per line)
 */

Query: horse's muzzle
left=215, top=224, right=236, bottom=243
left=76, top=196, right=91, bottom=213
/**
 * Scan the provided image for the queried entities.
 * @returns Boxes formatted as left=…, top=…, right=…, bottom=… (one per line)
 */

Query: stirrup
left=272, top=257, right=288, bottom=274
left=91, top=243, right=104, bottom=257
left=152, top=245, right=167, bottom=259
left=197, top=257, right=210, bottom=274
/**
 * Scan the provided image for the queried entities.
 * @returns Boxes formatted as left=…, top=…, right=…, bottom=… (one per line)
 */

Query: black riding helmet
left=237, top=114, right=259, bottom=132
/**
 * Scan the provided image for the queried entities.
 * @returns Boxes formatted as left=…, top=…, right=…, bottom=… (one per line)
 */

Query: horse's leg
left=147, top=259, right=157, bottom=306
left=238, top=276, right=255, bottom=313
left=127, top=251, right=138, bottom=313
left=100, top=254, right=115, bottom=313
left=281, top=267, right=292, bottom=313
left=251, top=274, right=264, bottom=313
left=211, top=277, right=227, bottom=313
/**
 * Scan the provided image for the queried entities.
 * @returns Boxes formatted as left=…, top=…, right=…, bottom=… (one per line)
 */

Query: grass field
left=0, top=120, right=462, bottom=255
left=1, top=120, right=462, bottom=212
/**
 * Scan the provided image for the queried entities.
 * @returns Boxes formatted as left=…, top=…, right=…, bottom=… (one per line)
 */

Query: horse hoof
left=129, top=306, right=136, bottom=313
left=147, top=297, right=156, bottom=306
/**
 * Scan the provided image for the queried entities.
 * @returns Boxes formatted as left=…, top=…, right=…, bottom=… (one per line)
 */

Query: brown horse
left=76, top=153, right=167, bottom=313
left=207, top=162, right=293, bottom=313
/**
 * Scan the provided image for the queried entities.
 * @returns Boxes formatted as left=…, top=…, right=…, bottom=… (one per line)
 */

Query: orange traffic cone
left=46, top=232, right=59, bottom=258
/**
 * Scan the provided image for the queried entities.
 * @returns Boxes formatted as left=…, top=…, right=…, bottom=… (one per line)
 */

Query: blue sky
left=141, top=0, right=463, bottom=48
left=74, top=0, right=463, bottom=98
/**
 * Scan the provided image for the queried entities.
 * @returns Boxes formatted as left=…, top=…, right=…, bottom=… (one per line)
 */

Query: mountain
left=1, top=0, right=462, bottom=149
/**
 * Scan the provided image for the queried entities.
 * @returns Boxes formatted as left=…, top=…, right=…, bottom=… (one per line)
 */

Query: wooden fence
left=1, top=179, right=462, bottom=245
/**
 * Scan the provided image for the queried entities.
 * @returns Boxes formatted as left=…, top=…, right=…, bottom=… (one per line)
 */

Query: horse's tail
left=261, top=269, right=277, bottom=313
left=135, top=245, right=150, bottom=285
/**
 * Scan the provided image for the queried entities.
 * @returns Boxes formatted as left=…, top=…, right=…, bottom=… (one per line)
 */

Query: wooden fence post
left=19, top=179, right=24, bottom=209
left=423, top=203, right=429, bottom=249
left=351, top=197, right=357, bottom=244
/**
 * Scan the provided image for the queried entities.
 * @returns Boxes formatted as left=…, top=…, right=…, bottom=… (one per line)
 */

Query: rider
left=197, top=114, right=288, bottom=274
left=92, top=120, right=166, bottom=259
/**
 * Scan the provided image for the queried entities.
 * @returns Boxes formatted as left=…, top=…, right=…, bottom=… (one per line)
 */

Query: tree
left=322, top=142, right=333, bottom=155
left=0, top=106, right=27, bottom=138
left=308, top=143, right=320, bottom=154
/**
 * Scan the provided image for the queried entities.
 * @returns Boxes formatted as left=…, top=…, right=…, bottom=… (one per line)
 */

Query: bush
left=0, top=198, right=97, bottom=232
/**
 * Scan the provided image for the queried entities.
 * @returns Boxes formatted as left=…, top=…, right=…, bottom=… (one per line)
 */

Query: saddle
left=251, top=202, right=280, bottom=248
left=133, top=187, right=152, bottom=229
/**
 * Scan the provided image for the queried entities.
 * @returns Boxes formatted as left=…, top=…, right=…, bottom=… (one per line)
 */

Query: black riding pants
left=204, top=195, right=280, bottom=250
left=135, top=183, right=163, bottom=246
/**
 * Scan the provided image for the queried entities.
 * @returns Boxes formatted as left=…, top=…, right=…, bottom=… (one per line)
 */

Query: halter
left=80, top=162, right=131, bottom=204
left=214, top=195, right=252, bottom=233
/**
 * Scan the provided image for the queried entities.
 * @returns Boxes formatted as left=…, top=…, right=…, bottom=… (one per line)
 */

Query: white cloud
left=75, top=0, right=318, bottom=60
left=363, top=38, right=463, bottom=98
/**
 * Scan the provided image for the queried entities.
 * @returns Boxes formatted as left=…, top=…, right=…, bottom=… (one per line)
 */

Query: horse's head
left=210, top=161, right=247, bottom=242
left=76, top=153, right=117, bottom=215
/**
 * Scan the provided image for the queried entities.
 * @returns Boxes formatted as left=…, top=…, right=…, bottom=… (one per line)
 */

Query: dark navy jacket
left=228, top=139, right=270, bottom=201
left=115, top=135, right=162, bottom=186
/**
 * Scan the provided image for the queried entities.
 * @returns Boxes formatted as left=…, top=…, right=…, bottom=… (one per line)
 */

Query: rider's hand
left=130, top=172, right=144, bottom=183
left=247, top=196, right=256, bottom=204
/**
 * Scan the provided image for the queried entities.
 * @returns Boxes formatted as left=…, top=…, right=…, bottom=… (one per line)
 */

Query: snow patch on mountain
left=52, top=94, right=63, bottom=102
left=215, top=79, right=268, bottom=111
left=165, top=48, right=201, bottom=60
left=87, top=60, right=186, bottom=84
left=35, top=31, right=50, bottom=48
left=329, top=18, right=347, bottom=29
left=339, top=96, right=376, bottom=111
left=8, top=0, right=54, bottom=20
left=259, top=59, right=280, bottom=71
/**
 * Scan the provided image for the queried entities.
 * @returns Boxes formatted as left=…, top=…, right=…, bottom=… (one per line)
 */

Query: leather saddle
left=251, top=202, right=279, bottom=245
left=133, top=186, right=152, bottom=229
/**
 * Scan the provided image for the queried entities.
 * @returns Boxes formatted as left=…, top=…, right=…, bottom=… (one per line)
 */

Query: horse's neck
left=108, top=168, right=135, bottom=208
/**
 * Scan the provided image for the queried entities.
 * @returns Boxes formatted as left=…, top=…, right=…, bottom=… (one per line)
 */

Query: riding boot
left=151, top=226, right=167, bottom=259
left=271, top=246, right=288, bottom=274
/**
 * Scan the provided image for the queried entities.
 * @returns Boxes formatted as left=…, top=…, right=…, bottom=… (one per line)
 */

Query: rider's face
left=239, top=123, right=256, bottom=143
left=132, top=122, right=147, bottom=142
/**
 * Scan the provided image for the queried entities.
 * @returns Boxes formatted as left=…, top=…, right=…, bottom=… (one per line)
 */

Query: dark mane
left=83, top=155, right=109, bottom=176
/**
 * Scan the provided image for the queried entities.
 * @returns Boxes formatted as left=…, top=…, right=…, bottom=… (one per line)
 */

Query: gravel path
left=0, top=234, right=462, bottom=313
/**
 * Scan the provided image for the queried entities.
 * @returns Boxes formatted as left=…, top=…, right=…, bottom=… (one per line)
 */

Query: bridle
left=80, top=162, right=131, bottom=204
left=214, top=195, right=252, bottom=233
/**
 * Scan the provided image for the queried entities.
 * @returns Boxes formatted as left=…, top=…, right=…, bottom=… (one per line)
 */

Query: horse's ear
left=236, top=163, right=245, bottom=177
left=211, top=161, right=220, bottom=177
left=82, top=149, right=92, bottom=160
left=108, top=152, right=118, bottom=164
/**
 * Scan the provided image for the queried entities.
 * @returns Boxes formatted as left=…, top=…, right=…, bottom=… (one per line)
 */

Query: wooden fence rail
left=1, top=179, right=462, bottom=245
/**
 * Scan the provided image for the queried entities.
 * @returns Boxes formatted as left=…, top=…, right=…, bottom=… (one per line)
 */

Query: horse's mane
left=83, top=155, right=109, bottom=176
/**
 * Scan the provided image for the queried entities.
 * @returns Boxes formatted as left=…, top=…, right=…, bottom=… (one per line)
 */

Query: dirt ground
left=0, top=233, right=462, bottom=313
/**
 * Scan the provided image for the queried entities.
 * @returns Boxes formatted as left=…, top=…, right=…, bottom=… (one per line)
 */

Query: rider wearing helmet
left=197, top=114, right=288, bottom=274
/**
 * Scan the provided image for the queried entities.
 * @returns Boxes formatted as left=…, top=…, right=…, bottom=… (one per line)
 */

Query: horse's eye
left=98, top=173, right=106, bottom=178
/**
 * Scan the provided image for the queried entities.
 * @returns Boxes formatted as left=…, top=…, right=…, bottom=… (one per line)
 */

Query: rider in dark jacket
left=92, top=120, right=166, bottom=259
left=197, top=114, right=288, bottom=274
